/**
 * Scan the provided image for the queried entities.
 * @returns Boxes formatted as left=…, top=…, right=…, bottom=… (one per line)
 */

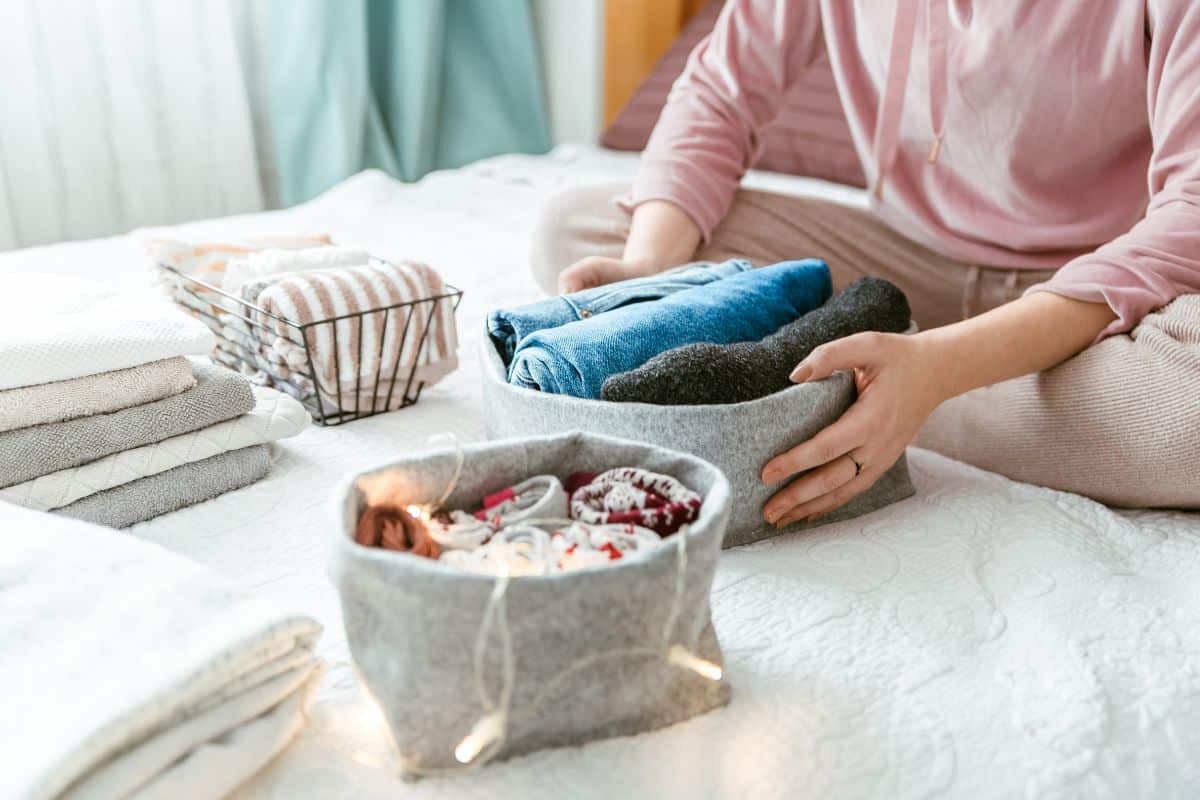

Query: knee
left=529, top=182, right=627, bottom=295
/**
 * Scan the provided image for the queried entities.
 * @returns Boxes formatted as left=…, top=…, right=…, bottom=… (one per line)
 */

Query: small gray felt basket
left=479, top=332, right=914, bottom=548
left=330, top=431, right=733, bottom=778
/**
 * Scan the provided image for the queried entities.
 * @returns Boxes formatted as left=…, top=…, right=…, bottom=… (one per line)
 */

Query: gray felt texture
left=54, top=445, right=270, bottom=528
left=0, top=361, right=255, bottom=487
left=601, top=277, right=911, bottom=405
left=330, top=432, right=732, bottom=777
left=480, top=332, right=914, bottom=547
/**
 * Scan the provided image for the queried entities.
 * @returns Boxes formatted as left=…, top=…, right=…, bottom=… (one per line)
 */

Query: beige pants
left=530, top=183, right=1200, bottom=509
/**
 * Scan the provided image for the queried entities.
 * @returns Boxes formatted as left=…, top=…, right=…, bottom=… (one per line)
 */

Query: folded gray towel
left=601, top=277, right=912, bottom=406
left=53, top=445, right=270, bottom=528
left=0, top=361, right=254, bottom=487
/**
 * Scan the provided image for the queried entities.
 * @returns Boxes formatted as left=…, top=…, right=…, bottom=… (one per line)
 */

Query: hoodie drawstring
left=873, top=0, right=949, bottom=198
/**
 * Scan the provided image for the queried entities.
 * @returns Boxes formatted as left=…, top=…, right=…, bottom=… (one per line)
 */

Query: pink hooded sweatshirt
left=631, top=0, right=1200, bottom=337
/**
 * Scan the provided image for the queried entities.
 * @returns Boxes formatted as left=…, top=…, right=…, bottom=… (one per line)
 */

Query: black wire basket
left=159, top=260, right=463, bottom=426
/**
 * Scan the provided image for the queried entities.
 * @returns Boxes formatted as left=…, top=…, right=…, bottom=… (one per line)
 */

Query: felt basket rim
left=329, top=430, right=733, bottom=585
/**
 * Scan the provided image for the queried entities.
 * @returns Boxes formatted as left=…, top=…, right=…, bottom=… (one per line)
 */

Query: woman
left=532, top=0, right=1200, bottom=526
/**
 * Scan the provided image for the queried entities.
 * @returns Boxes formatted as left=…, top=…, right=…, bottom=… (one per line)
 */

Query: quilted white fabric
left=0, top=502, right=322, bottom=800
left=1, top=385, right=309, bottom=512
left=0, top=274, right=214, bottom=390
left=1, top=146, right=1197, bottom=799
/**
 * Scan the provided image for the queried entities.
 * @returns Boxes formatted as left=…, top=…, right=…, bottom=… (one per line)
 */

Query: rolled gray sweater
left=600, top=277, right=911, bottom=406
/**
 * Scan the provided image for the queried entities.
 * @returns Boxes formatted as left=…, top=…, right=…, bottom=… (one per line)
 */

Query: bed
left=5, top=145, right=1199, bottom=799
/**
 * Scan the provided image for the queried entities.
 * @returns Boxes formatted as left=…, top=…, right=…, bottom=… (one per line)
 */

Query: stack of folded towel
left=489, top=258, right=913, bottom=403
left=0, top=275, right=310, bottom=528
left=1, top=502, right=323, bottom=800
left=151, top=236, right=459, bottom=413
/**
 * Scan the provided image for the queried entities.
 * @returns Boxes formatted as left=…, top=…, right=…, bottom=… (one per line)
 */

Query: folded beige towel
left=0, top=357, right=196, bottom=433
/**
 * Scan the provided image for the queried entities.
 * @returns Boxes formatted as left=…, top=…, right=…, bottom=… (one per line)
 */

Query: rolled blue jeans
left=509, top=259, right=832, bottom=399
left=487, top=259, right=753, bottom=364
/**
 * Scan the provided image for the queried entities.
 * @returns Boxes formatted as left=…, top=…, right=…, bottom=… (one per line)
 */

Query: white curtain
left=0, top=0, right=268, bottom=251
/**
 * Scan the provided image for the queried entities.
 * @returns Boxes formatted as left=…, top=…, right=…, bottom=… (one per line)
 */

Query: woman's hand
left=557, top=200, right=703, bottom=294
left=558, top=256, right=655, bottom=293
left=758, top=292, right=1117, bottom=527
left=760, top=331, right=950, bottom=527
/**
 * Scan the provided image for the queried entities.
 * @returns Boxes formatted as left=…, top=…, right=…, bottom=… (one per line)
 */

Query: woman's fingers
left=762, top=454, right=858, bottom=524
left=773, top=457, right=890, bottom=527
left=761, top=403, right=868, bottom=484
left=789, top=332, right=887, bottom=383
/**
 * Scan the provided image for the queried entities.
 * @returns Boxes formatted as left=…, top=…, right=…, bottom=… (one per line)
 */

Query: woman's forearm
left=621, top=200, right=703, bottom=273
left=923, top=291, right=1117, bottom=401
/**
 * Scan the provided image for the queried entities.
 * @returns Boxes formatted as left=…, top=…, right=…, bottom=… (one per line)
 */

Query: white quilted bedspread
left=3, top=146, right=1198, bottom=799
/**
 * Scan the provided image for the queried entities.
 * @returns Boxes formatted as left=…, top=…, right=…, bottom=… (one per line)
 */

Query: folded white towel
left=222, top=246, right=370, bottom=295
left=0, top=276, right=214, bottom=390
left=0, top=502, right=322, bottom=800
left=1, top=385, right=310, bottom=512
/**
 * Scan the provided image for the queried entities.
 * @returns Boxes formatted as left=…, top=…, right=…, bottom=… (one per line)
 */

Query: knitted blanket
left=0, top=356, right=196, bottom=433
left=1, top=386, right=308, bottom=512
left=55, top=445, right=272, bottom=529
left=0, top=361, right=254, bottom=488
left=0, top=502, right=322, bottom=800
left=0, top=274, right=213, bottom=390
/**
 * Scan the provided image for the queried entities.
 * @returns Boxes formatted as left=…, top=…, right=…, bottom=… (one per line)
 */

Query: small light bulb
left=667, top=644, right=724, bottom=681
left=454, top=713, right=505, bottom=764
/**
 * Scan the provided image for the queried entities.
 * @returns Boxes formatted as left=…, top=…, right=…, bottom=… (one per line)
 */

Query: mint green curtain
left=267, top=0, right=552, bottom=205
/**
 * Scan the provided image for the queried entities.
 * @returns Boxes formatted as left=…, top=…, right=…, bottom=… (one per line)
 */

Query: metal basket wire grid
left=159, top=260, right=463, bottom=426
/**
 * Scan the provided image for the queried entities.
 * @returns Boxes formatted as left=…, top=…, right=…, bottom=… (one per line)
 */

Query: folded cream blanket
left=0, top=275, right=213, bottom=390
left=247, top=260, right=459, bottom=411
left=0, top=361, right=254, bottom=488
left=54, top=445, right=272, bottom=529
left=2, top=386, right=308, bottom=511
left=0, top=357, right=196, bottom=433
left=0, top=501, right=323, bottom=800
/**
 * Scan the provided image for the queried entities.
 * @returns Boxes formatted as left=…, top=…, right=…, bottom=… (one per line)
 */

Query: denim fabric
left=487, top=259, right=753, bottom=364
left=509, top=259, right=832, bottom=398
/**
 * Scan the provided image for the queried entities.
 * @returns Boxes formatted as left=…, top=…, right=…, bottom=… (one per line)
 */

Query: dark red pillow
left=601, top=1, right=866, bottom=189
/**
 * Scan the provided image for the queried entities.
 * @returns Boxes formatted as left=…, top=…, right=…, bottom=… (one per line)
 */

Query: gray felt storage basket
left=480, top=333, right=914, bottom=547
left=330, top=431, right=732, bottom=777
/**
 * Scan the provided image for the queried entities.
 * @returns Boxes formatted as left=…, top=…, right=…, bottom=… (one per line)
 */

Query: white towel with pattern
left=0, top=276, right=213, bottom=390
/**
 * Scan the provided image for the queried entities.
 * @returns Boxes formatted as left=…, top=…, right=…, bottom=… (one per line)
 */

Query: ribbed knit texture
left=602, top=278, right=911, bottom=405
left=918, top=295, right=1200, bottom=508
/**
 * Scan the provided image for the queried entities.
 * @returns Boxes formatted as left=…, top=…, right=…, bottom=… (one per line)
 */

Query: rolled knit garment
left=487, top=259, right=753, bottom=364
left=249, top=261, right=459, bottom=411
left=53, top=445, right=270, bottom=529
left=0, top=356, right=196, bottom=433
left=509, top=259, right=833, bottom=398
left=601, top=277, right=912, bottom=405
left=354, top=504, right=441, bottom=558
left=0, top=361, right=254, bottom=487
left=569, top=467, right=703, bottom=536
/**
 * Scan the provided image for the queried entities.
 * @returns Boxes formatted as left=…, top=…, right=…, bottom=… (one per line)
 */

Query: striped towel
left=250, top=260, right=458, bottom=411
